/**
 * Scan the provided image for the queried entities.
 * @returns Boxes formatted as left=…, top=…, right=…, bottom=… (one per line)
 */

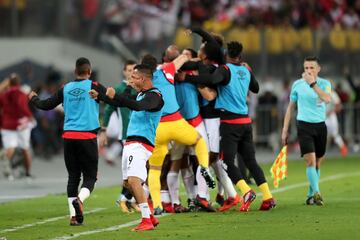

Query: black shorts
left=64, top=138, right=98, bottom=182
left=297, top=121, right=327, bottom=158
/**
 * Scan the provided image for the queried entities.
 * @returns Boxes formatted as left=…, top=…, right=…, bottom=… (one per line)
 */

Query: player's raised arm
left=29, top=88, right=64, bottom=110
left=172, top=54, right=191, bottom=71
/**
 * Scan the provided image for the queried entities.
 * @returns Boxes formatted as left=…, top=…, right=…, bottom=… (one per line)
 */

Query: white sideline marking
left=271, top=171, right=360, bottom=194
left=52, top=214, right=169, bottom=240
left=0, top=208, right=106, bottom=234
left=275, top=197, right=360, bottom=201
left=0, top=177, right=117, bottom=184
left=0, top=195, right=47, bottom=200
left=52, top=171, right=360, bottom=240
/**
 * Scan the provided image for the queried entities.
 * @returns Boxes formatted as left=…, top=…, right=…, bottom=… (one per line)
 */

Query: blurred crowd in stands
left=88, top=0, right=360, bottom=44
left=1, top=0, right=359, bottom=77
left=1, top=0, right=359, bottom=48
left=183, top=0, right=360, bottom=29
left=99, top=0, right=360, bottom=59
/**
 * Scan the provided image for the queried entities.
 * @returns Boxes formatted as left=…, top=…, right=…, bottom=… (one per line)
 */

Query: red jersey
left=0, top=86, right=33, bottom=130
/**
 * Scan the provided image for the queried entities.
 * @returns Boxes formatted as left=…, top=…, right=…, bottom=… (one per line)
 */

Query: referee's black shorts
left=297, top=120, right=327, bottom=158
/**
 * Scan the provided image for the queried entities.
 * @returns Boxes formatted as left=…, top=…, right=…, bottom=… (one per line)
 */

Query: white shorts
left=204, top=118, right=220, bottom=153
left=325, top=114, right=339, bottom=137
left=121, top=142, right=152, bottom=182
left=168, top=141, right=174, bottom=151
left=170, top=121, right=209, bottom=160
left=169, top=141, right=188, bottom=160
left=1, top=128, right=31, bottom=149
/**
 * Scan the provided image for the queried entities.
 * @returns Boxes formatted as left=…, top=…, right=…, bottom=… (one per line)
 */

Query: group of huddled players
left=97, top=27, right=276, bottom=231
left=32, top=26, right=332, bottom=232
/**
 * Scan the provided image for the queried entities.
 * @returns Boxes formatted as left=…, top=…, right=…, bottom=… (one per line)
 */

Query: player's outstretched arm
left=112, top=91, right=163, bottom=112
left=172, top=54, right=191, bottom=71
left=29, top=89, right=63, bottom=110
left=185, top=65, right=227, bottom=86
left=189, top=27, right=219, bottom=47
left=89, top=88, right=121, bottom=107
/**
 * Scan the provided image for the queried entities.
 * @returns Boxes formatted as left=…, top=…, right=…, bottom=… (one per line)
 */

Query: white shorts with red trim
left=204, top=118, right=220, bottom=153
left=1, top=128, right=31, bottom=149
left=170, top=121, right=209, bottom=160
left=121, top=142, right=152, bottom=182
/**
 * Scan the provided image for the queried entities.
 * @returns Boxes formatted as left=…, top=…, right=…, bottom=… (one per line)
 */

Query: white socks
left=167, top=171, right=180, bottom=205
left=68, top=188, right=90, bottom=219
left=196, top=166, right=209, bottom=199
left=217, top=181, right=225, bottom=196
left=68, top=197, right=77, bottom=218
left=212, top=160, right=237, bottom=198
left=160, top=190, right=171, bottom=203
left=138, top=203, right=151, bottom=218
left=119, top=194, right=128, bottom=201
left=181, top=167, right=196, bottom=199
left=78, top=187, right=90, bottom=203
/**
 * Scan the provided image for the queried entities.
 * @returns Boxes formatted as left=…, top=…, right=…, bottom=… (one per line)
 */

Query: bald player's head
left=164, top=45, right=180, bottom=62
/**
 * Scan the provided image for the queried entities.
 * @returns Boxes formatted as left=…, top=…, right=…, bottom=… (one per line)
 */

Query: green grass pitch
left=1, top=156, right=360, bottom=240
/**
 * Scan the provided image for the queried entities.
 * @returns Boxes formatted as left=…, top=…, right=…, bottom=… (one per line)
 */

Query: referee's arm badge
left=325, top=85, right=332, bottom=94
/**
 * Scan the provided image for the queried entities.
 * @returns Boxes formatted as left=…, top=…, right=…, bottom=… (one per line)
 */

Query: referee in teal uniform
left=282, top=56, right=331, bottom=206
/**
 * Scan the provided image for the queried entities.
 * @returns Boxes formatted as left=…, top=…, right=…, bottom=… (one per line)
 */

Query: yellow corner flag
left=270, top=145, right=288, bottom=188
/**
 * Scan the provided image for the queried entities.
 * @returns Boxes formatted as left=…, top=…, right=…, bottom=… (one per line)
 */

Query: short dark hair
left=211, top=33, right=224, bottom=47
left=141, top=54, right=158, bottom=72
left=203, top=43, right=222, bottom=62
left=201, top=33, right=224, bottom=47
left=133, top=64, right=153, bottom=79
left=304, top=56, right=320, bottom=64
left=123, top=59, right=136, bottom=70
left=76, top=57, right=91, bottom=75
left=226, top=41, right=243, bottom=59
left=184, top=48, right=198, bottom=58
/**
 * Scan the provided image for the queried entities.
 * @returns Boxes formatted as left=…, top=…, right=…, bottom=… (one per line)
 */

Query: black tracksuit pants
left=220, top=123, right=266, bottom=186
left=64, top=138, right=98, bottom=197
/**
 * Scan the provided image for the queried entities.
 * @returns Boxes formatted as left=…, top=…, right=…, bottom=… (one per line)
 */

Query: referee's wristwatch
left=309, top=81, right=317, bottom=88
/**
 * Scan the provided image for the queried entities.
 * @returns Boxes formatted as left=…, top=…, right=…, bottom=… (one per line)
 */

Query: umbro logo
left=68, top=88, right=85, bottom=97
left=237, top=70, right=246, bottom=80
